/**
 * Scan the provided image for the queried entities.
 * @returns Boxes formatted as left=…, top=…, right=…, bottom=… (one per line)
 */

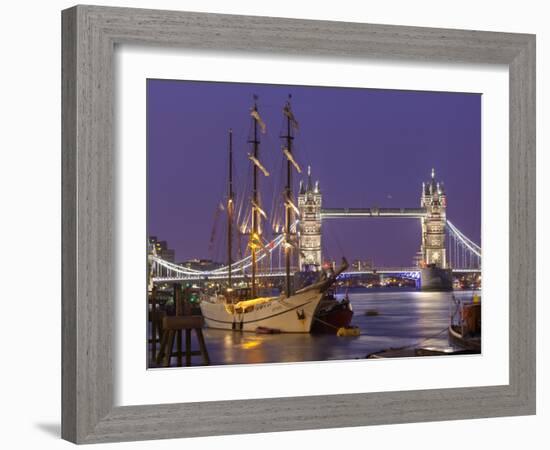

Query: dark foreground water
left=151, top=288, right=479, bottom=367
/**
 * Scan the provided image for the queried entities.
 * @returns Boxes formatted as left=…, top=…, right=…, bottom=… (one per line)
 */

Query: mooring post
left=150, top=286, right=158, bottom=362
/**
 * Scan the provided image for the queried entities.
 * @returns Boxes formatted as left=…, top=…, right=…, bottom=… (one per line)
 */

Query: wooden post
left=183, top=286, right=191, bottom=366
left=150, top=286, right=158, bottom=363
left=460, top=301, right=464, bottom=337
left=183, top=286, right=192, bottom=316
left=185, top=329, right=192, bottom=366
left=175, top=284, right=183, bottom=367
left=174, top=283, right=182, bottom=316
left=164, top=330, right=176, bottom=367
left=195, top=328, right=210, bottom=365
left=177, top=329, right=183, bottom=367
left=156, top=328, right=168, bottom=365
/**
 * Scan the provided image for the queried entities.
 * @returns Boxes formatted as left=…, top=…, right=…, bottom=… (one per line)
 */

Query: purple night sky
left=147, top=79, right=481, bottom=266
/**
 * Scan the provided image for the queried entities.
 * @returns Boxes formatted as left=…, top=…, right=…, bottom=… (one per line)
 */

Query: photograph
left=146, top=79, right=482, bottom=367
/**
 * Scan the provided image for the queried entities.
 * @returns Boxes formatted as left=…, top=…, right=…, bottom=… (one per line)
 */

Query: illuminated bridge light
left=149, top=219, right=480, bottom=283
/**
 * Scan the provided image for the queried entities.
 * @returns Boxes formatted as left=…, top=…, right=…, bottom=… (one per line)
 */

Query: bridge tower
left=298, top=166, right=322, bottom=271
left=420, top=168, right=447, bottom=268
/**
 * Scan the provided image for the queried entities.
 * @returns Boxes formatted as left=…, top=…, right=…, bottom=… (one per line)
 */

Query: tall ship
left=200, top=96, right=348, bottom=333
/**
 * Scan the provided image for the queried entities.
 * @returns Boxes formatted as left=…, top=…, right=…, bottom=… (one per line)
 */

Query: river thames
left=157, top=288, right=479, bottom=367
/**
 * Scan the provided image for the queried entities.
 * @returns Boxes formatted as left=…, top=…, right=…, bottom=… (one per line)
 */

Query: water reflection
left=178, top=288, right=479, bottom=367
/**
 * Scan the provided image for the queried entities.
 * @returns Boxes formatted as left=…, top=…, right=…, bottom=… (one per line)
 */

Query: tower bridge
left=298, top=168, right=454, bottom=280
left=150, top=168, right=481, bottom=290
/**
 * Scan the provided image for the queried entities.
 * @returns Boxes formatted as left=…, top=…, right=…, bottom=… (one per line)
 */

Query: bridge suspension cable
left=150, top=219, right=482, bottom=281
left=446, top=220, right=481, bottom=257
left=150, top=221, right=298, bottom=279
left=446, top=220, right=481, bottom=270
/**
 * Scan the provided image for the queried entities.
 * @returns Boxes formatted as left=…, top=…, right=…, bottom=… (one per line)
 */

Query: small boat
left=367, top=295, right=482, bottom=359
left=448, top=295, right=481, bottom=352
left=336, top=326, right=360, bottom=337
left=311, top=291, right=353, bottom=334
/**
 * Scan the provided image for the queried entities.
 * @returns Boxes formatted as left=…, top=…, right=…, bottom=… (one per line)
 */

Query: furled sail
left=250, top=109, right=267, bottom=134
left=283, top=147, right=302, bottom=173
left=248, top=154, right=270, bottom=176
left=283, top=104, right=299, bottom=130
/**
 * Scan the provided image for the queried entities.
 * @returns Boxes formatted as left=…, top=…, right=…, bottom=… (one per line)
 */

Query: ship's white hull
left=200, top=289, right=323, bottom=333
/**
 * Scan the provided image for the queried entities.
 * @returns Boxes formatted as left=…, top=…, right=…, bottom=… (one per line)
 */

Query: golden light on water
left=241, top=340, right=261, bottom=350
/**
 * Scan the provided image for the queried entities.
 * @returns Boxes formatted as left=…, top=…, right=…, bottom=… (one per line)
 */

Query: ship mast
left=282, top=95, right=299, bottom=297
left=248, top=96, right=264, bottom=298
left=227, top=129, right=233, bottom=292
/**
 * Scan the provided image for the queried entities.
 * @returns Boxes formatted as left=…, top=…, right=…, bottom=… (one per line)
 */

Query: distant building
left=298, top=166, right=322, bottom=271
left=413, top=251, right=423, bottom=268
left=352, top=259, right=374, bottom=271
left=420, top=168, right=447, bottom=268
left=148, top=236, right=175, bottom=262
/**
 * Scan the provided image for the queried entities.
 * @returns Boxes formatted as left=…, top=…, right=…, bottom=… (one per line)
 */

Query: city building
left=420, top=169, right=447, bottom=268
left=148, top=236, right=175, bottom=262
left=352, top=259, right=374, bottom=271
left=297, top=166, right=322, bottom=271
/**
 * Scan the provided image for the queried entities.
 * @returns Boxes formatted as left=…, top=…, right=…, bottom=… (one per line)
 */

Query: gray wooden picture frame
left=62, top=5, right=536, bottom=444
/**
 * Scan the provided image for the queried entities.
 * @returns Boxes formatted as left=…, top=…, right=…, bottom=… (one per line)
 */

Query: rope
left=312, top=316, right=339, bottom=330
left=387, top=326, right=449, bottom=352
left=323, top=220, right=347, bottom=260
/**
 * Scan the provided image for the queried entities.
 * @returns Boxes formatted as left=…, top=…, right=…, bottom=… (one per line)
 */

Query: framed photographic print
left=62, top=5, right=535, bottom=444
left=145, top=79, right=482, bottom=366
